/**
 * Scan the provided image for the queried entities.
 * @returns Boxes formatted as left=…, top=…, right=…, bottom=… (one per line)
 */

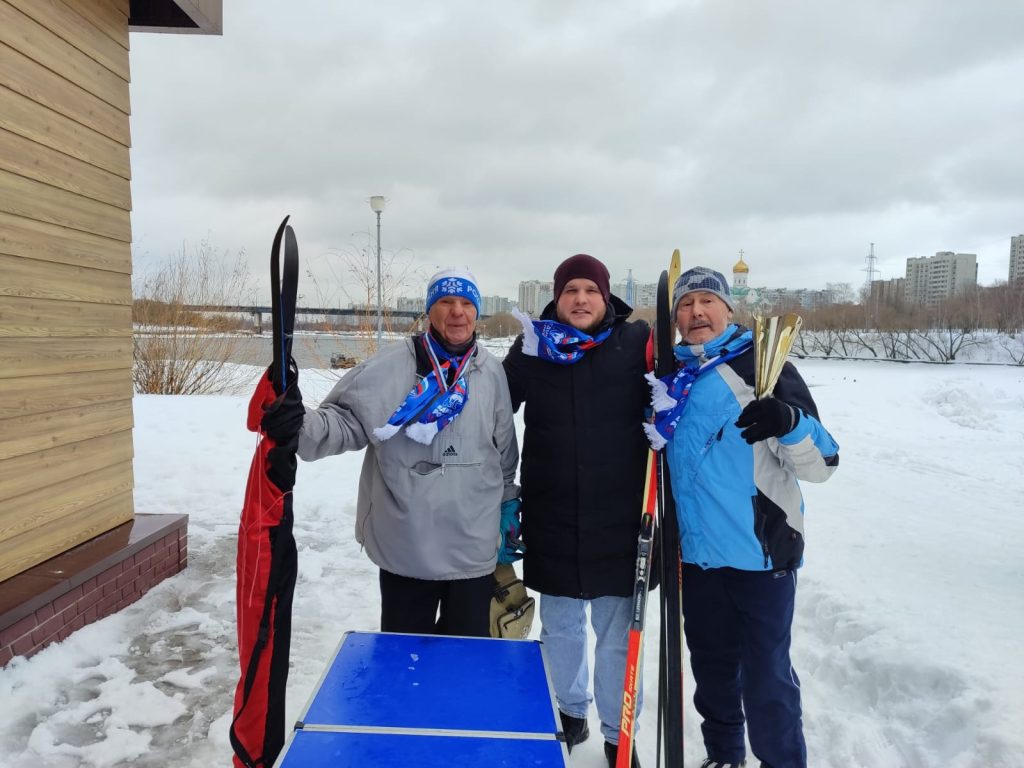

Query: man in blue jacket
left=651, top=267, right=839, bottom=768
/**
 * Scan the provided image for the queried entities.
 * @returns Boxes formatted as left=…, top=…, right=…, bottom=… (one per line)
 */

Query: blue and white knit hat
left=425, top=267, right=481, bottom=314
left=672, top=267, right=735, bottom=312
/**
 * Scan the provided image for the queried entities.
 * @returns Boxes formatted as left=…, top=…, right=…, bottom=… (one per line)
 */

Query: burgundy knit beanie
left=553, top=254, right=611, bottom=302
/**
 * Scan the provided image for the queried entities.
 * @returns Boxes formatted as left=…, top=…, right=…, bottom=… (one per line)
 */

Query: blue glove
left=498, top=498, right=524, bottom=564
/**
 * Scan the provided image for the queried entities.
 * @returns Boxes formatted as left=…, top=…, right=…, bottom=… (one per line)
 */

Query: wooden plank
left=0, top=128, right=130, bottom=209
left=0, top=253, right=131, bottom=305
left=0, top=171, right=132, bottom=241
left=0, top=211, right=131, bottom=272
left=0, top=85, right=130, bottom=178
left=5, top=0, right=130, bottom=81
left=0, top=400, right=133, bottom=461
left=96, top=0, right=129, bottom=20
left=0, top=368, right=132, bottom=419
left=0, top=336, right=132, bottom=378
left=0, top=461, right=133, bottom=544
left=71, top=0, right=130, bottom=52
left=0, top=431, right=133, bottom=502
left=0, top=2, right=129, bottom=113
left=0, top=295, right=132, bottom=338
left=0, top=490, right=133, bottom=582
left=0, top=41, right=130, bottom=145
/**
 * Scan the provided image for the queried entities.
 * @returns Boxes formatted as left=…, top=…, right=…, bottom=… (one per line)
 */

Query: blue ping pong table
left=274, top=631, right=570, bottom=767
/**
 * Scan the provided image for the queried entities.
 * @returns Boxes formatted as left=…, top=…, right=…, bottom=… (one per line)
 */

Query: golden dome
left=733, top=256, right=749, bottom=274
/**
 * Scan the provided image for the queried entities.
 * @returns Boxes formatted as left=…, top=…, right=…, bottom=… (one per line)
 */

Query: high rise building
left=631, top=282, right=658, bottom=309
left=481, top=295, right=512, bottom=316
left=869, top=277, right=905, bottom=307
left=396, top=296, right=426, bottom=313
left=904, top=251, right=977, bottom=306
left=517, top=280, right=553, bottom=316
left=1010, top=235, right=1024, bottom=285
left=611, top=279, right=658, bottom=308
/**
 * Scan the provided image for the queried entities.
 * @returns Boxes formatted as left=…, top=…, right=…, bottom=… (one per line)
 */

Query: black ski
left=270, top=216, right=299, bottom=395
left=656, top=264, right=685, bottom=765
left=229, top=215, right=300, bottom=768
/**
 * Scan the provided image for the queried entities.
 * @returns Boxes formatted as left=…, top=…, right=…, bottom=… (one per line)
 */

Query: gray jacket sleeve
left=296, top=363, right=373, bottom=461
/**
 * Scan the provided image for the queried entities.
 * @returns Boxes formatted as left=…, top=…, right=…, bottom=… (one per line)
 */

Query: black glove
left=735, top=397, right=799, bottom=444
left=266, top=436, right=298, bottom=492
left=261, top=380, right=305, bottom=444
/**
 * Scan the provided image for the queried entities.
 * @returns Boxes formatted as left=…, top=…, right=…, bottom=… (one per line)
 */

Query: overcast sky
left=127, top=0, right=1024, bottom=305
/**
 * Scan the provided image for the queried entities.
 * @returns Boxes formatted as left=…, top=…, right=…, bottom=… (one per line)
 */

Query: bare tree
left=476, top=312, right=521, bottom=338
left=315, top=232, right=426, bottom=357
left=996, top=335, right=1024, bottom=365
left=983, top=281, right=1024, bottom=334
left=132, top=241, right=254, bottom=394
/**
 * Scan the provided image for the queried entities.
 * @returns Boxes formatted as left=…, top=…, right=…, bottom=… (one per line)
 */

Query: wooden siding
left=0, top=41, right=130, bottom=145
left=0, top=211, right=131, bottom=272
left=0, top=431, right=133, bottom=503
left=0, top=337, right=132, bottom=378
left=5, top=0, right=131, bottom=81
left=0, top=400, right=134, bottom=462
left=0, top=0, right=134, bottom=582
left=0, top=128, right=132, bottom=209
left=0, top=492, right=134, bottom=583
left=0, top=86, right=131, bottom=178
left=0, top=173, right=131, bottom=241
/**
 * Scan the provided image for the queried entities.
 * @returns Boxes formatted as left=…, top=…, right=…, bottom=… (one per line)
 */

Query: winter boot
left=558, top=711, right=589, bottom=753
left=699, top=760, right=746, bottom=768
left=604, top=740, right=641, bottom=768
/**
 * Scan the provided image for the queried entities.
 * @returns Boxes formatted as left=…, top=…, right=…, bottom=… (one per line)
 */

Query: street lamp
left=369, top=195, right=387, bottom=347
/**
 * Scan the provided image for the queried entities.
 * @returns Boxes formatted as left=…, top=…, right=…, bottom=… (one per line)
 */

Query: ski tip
left=275, top=214, right=291, bottom=238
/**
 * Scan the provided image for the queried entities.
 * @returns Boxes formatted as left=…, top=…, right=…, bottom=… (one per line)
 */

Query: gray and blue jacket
left=297, top=337, right=520, bottom=581
left=665, top=325, right=839, bottom=571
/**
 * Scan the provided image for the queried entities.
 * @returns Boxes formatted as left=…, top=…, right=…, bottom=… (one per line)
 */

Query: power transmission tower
left=861, top=243, right=880, bottom=322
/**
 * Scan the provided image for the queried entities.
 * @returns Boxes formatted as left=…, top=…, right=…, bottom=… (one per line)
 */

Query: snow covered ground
left=1, top=353, right=1022, bottom=767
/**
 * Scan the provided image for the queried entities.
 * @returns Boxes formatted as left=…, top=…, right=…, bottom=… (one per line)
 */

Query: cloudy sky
left=127, top=0, right=1024, bottom=304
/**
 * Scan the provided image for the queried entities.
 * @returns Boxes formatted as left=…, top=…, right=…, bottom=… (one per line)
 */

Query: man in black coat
left=503, top=254, right=650, bottom=768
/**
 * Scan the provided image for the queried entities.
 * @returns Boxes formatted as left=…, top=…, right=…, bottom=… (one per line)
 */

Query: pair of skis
left=230, top=217, right=300, bottom=768
left=617, top=252, right=684, bottom=767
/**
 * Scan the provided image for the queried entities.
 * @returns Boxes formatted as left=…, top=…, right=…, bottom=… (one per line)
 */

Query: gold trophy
left=753, top=313, right=803, bottom=399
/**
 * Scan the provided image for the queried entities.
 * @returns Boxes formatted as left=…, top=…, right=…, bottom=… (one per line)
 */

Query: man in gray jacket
left=263, top=268, right=519, bottom=637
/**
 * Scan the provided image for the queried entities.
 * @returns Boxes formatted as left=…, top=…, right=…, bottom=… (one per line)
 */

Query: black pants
left=379, top=569, right=492, bottom=637
left=682, top=564, right=806, bottom=768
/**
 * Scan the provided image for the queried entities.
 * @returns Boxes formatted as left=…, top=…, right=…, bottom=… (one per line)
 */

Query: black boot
left=558, top=711, right=589, bottom=753
left=604, top=740, right=641, bottom=768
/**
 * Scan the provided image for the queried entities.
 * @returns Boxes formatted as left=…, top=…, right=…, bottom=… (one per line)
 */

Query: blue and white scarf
left=512, top=307, right=612, bottom=365
left=373, top=333, right=475, bottom=445
left=643, top=326, right=752, bottom=451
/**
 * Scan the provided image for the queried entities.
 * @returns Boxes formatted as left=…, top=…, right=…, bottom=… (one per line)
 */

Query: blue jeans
left=538, top=593, right=641, bottom=744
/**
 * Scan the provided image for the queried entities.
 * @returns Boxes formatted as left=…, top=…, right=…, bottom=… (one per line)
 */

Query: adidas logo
left=442, top=445, right=458, bottom=457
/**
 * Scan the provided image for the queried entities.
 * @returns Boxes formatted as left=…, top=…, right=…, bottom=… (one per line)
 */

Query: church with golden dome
left=732, top=251, right=751, bottom=302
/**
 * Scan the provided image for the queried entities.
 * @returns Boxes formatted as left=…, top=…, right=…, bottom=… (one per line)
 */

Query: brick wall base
left=0, top=514, right=188, bottom=667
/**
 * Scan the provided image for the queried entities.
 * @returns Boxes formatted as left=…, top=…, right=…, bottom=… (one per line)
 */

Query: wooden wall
left=0, top=0, right=135, bottom=583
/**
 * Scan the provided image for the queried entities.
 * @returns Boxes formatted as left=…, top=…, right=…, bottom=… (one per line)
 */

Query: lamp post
left=369, top=196, right=387, bottom=347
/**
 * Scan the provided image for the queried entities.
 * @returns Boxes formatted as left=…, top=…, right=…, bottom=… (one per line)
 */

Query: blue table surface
left=278, top=730, right=567, bottom=768
left=299, top=632, right=558, bottom=735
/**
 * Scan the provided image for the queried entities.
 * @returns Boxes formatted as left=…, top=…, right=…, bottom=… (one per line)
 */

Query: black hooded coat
left=503, top=295, right=650, bottom=598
